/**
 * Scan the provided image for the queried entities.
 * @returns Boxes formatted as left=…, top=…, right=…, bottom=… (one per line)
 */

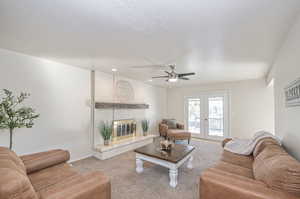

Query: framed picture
left=285, top=78, right=300, bottom=107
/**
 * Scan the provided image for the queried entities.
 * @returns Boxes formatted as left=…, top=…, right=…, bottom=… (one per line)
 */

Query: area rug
left=72, top=139, right=222, bottom=199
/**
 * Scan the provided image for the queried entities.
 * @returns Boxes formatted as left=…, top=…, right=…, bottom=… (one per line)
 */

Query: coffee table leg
left=136, top=158, right=144, bottom=173
left=187, top=155, right=193, bottom=169
left=169, top=168, right=178, bottom=188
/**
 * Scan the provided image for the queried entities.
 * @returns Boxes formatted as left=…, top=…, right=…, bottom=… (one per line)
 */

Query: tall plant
left=0, top=89, right=39, bottom=149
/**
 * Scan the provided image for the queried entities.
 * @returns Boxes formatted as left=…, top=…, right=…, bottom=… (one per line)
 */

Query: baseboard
left=69, top=153, right=93, bottom=163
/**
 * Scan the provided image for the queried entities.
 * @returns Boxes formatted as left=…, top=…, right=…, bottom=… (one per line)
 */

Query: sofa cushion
left=200, top=168, right=300, bottom=199
left=38, top=171, right=111, bottom=199
left=221, top=150, right=253, bottom=169
left=0, top=169, right=38, bottom=199
left=0, top=147, right=26, bottom=175
left=213, top=161, right=254, bottom=179
left=162, top=119, right=177, bottom=129
left=29, top=163, right=77, bottom=192
left=253, top=144, right=300, bottom=197
left=167, top=129, right=191, bottom=140
left=0, top=147, right=38, bottom=199
left=253, top=137, right=280, bottom=158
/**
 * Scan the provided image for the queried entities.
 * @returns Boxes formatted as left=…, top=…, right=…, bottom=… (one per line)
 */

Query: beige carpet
left=72, top=139, right=222, bottom=199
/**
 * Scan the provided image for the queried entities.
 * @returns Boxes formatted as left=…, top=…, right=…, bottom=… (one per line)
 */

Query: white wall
left=167, top=78, right=274, bottom=139
left=0, top=49, right=91, bottom=161
left=94, top=71, right=167, bottom=145
left=0, top=49, right=168, bottom=160
left=268, top=14, right=300, bottom=160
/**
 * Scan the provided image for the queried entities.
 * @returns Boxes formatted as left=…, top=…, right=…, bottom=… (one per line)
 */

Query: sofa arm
left=20, top=149, right=70, bottom=174
left=176, top=123, right=184, bottom=129
left=200, top=168, right=299, bottom=199
left=40, top=171, right=111, bottom=199
left=222, top=138, right=232, bottom=148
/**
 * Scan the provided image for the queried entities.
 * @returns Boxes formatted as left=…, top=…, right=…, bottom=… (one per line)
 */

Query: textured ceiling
left=0, top=0, right=300, bottom=86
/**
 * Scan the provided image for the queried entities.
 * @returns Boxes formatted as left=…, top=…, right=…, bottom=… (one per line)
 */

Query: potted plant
left=0, top=89, right=39, bottom=150
left=141, top=119, right=149, bottom=136
left=99, top=121, right=112, bottom=146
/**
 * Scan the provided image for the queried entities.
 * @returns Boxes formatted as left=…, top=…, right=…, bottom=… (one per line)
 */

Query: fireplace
left=112, top=119, right=137, bottom=141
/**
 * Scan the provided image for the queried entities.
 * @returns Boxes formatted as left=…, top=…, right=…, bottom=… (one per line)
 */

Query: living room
left=0, top=1, right=300, bottom=199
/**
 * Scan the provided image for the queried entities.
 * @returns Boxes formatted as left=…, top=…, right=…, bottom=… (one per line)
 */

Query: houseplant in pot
left=141, top=119, right=149, bottom=136
left=0, top=89, right=39, bottom=150
left=99, top=121, right=112, bottom=146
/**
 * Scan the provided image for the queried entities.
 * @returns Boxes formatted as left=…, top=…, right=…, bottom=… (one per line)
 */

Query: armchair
left=159, top=119, right=191, bottom=144
left=158, top=120, right=184, bottom=138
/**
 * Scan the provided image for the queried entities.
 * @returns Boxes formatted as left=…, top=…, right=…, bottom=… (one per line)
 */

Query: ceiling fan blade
left=178, top=72, right=195, bottom=77
left=164, top=71, right=171, bottom=75
left=179, top=77, right=190, bottom=80
left=152, top=75, right=169, bottom=79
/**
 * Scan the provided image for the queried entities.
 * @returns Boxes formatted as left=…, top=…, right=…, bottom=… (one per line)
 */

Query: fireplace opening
left=112, top=119, right=137, bottom=141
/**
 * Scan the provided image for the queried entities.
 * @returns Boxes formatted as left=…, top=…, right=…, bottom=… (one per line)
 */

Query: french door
left=185, top=91, right=229, bottom=140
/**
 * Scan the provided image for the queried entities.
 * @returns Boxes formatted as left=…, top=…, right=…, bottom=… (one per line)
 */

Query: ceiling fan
left=151, top=64, right=195, bottom=82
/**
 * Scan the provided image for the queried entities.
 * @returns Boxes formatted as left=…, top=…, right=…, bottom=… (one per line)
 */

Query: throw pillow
left=162, top=119, right=177, bottom=129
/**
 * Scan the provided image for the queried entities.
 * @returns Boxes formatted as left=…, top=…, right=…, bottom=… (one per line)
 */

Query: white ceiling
left=0, top=0, right=300, bottom=86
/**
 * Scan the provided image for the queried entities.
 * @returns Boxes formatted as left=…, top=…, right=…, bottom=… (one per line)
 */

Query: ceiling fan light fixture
left=168, top=78, right=178, bottom=82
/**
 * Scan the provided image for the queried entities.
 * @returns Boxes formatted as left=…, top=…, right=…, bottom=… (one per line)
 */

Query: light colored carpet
left=72, top=139, right=222, bottom=199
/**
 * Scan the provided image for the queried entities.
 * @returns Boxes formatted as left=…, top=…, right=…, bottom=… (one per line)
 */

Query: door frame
left=184, top=90, right=231, bottom=141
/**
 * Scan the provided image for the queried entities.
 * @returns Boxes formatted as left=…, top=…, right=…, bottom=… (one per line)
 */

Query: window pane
left=188, top=98, right=201, bottom=133
left=208, top=97, right=224, bottom=137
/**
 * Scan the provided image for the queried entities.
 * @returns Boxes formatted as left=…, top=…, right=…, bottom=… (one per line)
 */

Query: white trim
left=90, top=70, right=95, bottom=151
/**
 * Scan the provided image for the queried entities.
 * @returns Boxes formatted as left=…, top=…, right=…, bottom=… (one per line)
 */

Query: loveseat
left=200, top=138, right=300, bottom=199
left=0, top=147, right=111, bottom=199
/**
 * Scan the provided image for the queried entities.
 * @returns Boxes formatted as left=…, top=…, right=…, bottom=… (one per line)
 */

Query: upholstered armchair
left=158, top=119, right=184, bottom=138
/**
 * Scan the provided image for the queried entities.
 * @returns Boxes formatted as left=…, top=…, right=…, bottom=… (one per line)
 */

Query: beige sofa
left=0, top=147, right=111, bottom=199
left=200, top=138, right=300, bottom=199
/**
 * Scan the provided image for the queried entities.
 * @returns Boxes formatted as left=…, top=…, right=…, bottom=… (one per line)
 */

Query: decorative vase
left=160, top=140, right=173, bottom=151
left=104, top=139, right=110, bottom=146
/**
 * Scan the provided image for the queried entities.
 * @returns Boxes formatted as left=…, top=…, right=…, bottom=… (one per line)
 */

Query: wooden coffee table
left=134, top=142, right=195, bottom=188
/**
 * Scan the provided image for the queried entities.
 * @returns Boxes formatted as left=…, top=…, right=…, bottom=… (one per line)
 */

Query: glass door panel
left=185, top=92, right=229, bottom=140
left=187, top=98, right=201, bottom=134
left=208, top=97, right=224, bottom=137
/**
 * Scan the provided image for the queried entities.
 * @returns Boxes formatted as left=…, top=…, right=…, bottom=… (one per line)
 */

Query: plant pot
left=104, top=139, right=110, bottom=146
left=143, top=131, right=147, bottom=136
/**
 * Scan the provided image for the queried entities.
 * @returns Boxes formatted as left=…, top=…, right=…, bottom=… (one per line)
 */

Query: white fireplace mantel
left=93, top=134, right=157, bottom=160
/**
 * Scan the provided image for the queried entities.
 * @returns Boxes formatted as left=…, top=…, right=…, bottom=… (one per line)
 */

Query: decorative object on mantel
left=0, top=89, right=39, bottom=149
left=95, top=102, right=149, bottom=109
left=99, top=121, right=113, bottom=146
left=115, top=80, right=135, bottom=102
left=141, top=119, right=149, bottom=136
left=160, top=140, right=174, bottom=151
left=285, top=78, right=300, bottom=107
